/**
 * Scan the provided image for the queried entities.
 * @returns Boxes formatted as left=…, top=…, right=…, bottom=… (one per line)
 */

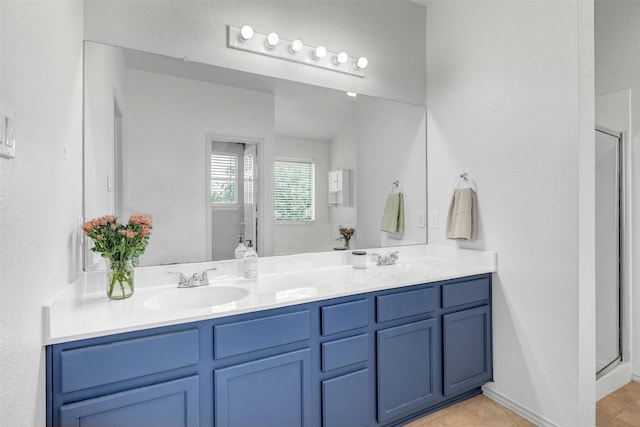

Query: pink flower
left=81, top=221, right=95, bottom=235
left=129, top=214, right=152, bottom=227
left=121, top=229, right=137, bottom=239
left=140, top=225, right=151, bottom=236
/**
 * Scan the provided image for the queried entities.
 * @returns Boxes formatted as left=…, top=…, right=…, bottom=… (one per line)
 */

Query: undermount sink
left=144, top=286, right=249, bottom=311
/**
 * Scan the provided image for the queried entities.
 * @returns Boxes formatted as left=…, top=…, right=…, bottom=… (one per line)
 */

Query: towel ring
left=390, top=180, right=402, bottom=193
left=452, top=172, right=477, bottom=191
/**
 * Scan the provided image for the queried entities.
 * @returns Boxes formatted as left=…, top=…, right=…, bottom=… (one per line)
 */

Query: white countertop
left=43, top=244, right=496, bottom=345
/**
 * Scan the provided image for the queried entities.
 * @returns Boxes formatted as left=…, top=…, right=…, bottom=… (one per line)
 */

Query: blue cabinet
left=214, top=349, right=312, bottom=427
left=443, top=305, right=492, bottom=396
left=322, top=369, right=370, bottom=427
left=376, top=318, right=440, bottom=424
left=59, top=376, right=199, bottom=427
left=47, top=274, right=492, bottom=427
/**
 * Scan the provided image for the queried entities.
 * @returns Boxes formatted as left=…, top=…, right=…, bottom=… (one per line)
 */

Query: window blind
left=273, top=160, right=315, bottom=221
left=211, top=153, right=238, bottom=204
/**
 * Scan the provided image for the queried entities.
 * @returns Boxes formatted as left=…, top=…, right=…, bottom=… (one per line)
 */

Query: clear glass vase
left=106, top=259, right=135, bottom=300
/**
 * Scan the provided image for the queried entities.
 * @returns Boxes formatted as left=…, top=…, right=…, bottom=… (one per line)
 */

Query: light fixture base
left=227, top=25, right=365, bottom=78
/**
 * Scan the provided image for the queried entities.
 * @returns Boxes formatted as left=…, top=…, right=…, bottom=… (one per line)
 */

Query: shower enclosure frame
left=594, top=125, right=631, bottom=398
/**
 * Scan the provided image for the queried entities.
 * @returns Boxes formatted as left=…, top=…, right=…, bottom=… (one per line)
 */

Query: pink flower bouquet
left=82, top=214, right=152, bottom=299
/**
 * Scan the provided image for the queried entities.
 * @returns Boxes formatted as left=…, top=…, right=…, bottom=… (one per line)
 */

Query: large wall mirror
left=83, top=41, right=427, bottom=270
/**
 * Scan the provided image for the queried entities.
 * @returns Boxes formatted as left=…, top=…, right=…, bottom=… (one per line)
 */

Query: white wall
left=125, top=68, right=274, bottom=265
left=330, top=125, right=357, bottom=246
left=595, top=0, right=640, bottom=380
left=356, top=97, right=427, bottom=249
left=426, top=1, right=595, bottom=426
left=0, top=1, right=84, bottom=426
left=83, top=42, right=126, bottom=268
left=274, top=135, right=331, bottom=255
left=83, top=0, right=426, bottom=105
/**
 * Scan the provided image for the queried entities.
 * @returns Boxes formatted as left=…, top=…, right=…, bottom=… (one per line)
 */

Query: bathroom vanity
left=45, top=246, right=495, bottom=427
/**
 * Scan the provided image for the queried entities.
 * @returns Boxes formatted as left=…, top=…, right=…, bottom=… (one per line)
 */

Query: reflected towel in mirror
left=380, top=192, right=404, bottom=233
left=446, top=188, right=476, bottom=241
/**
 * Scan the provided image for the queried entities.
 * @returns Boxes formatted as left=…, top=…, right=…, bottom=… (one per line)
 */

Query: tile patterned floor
left=404, top=382, right=640, bottom=426
left=403, top=394, right=535, bottom=427
left=597, top=381, right=640, bottom=426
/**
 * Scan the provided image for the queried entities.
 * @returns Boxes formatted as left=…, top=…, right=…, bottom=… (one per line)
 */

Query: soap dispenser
left=243, top=240, right=258, bottom=280
left=235, top=235, right=248, bottom=276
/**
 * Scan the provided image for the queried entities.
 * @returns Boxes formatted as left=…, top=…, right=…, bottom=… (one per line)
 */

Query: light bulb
left=266, top=32, right=279, bottom=48
left=239, top=25, right=254, bottom=42
left=355, top=56, right=368, bottom=70
left=334, top=52, right=348, bottom=65
left=313, top=46, right=327, bottom=60
left=289, top=39, right=303, bottom=54
left=346, top=91, right=357, bottom=97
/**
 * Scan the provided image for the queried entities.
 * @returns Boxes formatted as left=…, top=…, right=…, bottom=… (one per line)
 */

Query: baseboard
left=633, top=372, right=640, bottom=383
left=597, top=362, right=633, bottom=400
left=482, top=385, right=559, bottom=427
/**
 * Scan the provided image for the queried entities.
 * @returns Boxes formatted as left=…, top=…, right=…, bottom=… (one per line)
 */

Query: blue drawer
left=60, top=329, right=199, bottom=393
left=321, top=299, right=368, bottom=336
left=376, top=287, right=438, bottom=323
left=442, top=277, right=490, bottom=309
left=214, top=310, right=310, bottom=359
left=321, top=333, right=369, bottom=371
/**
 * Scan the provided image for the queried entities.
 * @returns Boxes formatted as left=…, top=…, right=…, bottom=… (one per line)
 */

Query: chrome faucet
left=372, top=251, right=399, bottom=266
left=169, top=268, right=217, bottom=288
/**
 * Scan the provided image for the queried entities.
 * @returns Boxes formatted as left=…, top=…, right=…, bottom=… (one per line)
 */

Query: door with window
left=209, top=140, right=258, bottom=261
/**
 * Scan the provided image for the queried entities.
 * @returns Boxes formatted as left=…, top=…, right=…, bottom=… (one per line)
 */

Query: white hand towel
left=446, top=188, right=476, bottom=241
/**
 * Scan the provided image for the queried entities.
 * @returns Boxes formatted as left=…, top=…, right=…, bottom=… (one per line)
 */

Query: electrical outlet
left=429, top=211, right=439, bottom=229
left=417, top=211, right=426, bottom=228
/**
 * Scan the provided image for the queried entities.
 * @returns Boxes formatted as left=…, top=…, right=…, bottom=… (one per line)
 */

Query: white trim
left=633, top=372, right=640, bottom=383
left=482, top=385, right=559, bottom=427
left=596, top=362, right=633, bottom=400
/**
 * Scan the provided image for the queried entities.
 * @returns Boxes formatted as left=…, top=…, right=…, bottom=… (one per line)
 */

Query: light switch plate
left=0, top=105, right=16, bottom=159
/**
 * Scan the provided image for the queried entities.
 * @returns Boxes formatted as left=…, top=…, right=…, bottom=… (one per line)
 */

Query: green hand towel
left=380, top=192, right=405, bottom=233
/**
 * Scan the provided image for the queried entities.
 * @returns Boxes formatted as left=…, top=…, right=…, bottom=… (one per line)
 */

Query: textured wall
left=426, top=1, right=595, bottom=425
left=83, top=0, right=427, bottom=105
left=0, top=1, right=84, bottom=426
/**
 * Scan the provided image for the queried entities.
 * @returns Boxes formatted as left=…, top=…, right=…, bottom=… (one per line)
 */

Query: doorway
left=206, top=137, right=259, bottom=261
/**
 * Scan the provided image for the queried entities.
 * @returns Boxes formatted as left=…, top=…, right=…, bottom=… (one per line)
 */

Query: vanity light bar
left=227, top=25, right=367, bottom=78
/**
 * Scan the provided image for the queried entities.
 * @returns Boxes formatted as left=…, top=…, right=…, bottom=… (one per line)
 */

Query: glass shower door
left=595, top=127, right=622, bottom=377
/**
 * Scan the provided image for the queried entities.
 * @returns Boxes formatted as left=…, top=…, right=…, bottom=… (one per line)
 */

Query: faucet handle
left=169, top=271, right=188, bottom=287
left=198, top=272, right=210, bottom=286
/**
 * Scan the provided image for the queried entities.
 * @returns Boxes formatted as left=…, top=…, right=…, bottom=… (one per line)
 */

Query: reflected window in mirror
left=211, top=152, right=239, bottom=205
left=274, top=160, right=316, bottom=222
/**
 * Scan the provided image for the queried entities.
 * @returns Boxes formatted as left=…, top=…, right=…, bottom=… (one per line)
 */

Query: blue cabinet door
left=376, top=318, right=440, bottom=424
left=59, top=376, right=199, bottom=427
left=443, top=305, right=492, bottom=396
left=322, top=369, right=370, bottom=427
left=214, top=349, right=312, bottom=427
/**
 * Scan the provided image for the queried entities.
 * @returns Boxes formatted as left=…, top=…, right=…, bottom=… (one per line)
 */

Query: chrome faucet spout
left=373, top=251, right=399, bottom=266
left=170, top=268, right=217, bottom=287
